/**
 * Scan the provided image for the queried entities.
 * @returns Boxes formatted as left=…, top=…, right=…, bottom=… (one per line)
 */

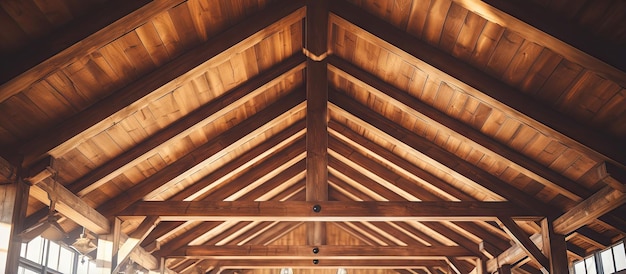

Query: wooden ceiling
left=1, top=0, right=625, bottom=273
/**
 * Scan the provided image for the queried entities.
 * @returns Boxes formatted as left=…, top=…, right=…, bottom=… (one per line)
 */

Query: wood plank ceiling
left=0, top=0, right=625, bottom=273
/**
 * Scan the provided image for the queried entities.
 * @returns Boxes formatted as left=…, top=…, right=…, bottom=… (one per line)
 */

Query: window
left=573, top=241, right=626, bottom=274
left=18, top=236, right=81, bottom=274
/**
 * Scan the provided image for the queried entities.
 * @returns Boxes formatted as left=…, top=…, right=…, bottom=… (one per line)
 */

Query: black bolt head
left=313, top=259, right=319, bottom=265
left=312, top=247, right=319, bottom=254
left=313, top=204, right=321, bottom=212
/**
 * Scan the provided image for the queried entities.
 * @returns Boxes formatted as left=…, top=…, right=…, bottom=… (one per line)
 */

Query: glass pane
left=20, top=242, right=26, bottom=257
left=586, top=256, right=597, bottom=274
left=575, top=260, right=587, bottom=274
left=18, top=266, right=39, bottom=274
left=614, top=243, right=626, bottom=270
left=47, top=241, right=60, bottom=270
left=25, top=237, right=44, bottom=264
left=58, top=246, right=75, bottom=274
left=76, top=257, right=90, bottom=274
left=601, top=249, right=615, bottom=274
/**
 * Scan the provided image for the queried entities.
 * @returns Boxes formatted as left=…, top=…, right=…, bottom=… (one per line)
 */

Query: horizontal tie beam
left=119, top=201, right=542, bottom=221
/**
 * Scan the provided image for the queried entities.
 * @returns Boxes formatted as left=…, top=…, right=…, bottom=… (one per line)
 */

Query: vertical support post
left=305, top=0, right=329, bottom=246
left=96, top=218, right=121, bottom=273
left=475, top=257, right=488, bottom=274
left=1, top=177, right=29, bottom=274
left=541, top=218, right=568, bottom=274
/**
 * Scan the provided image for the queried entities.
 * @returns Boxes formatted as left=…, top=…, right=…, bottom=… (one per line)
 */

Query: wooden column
left=95, top=218, right=121, bottom=274
left=305, top=0, right=329, bottom=246
left=541, top=218, right=568, bottom=274
left=1, top=158, right=27, bottom=274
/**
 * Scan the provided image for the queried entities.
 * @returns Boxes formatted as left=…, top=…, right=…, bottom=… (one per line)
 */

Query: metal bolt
left=313, top=204, right=321, bottom=213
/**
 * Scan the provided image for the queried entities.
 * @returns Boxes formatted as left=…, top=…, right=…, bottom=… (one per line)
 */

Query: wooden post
left=541, top=218, right=568, bottom=274
left=95, top=218, right=121, bottom=273
left=1, top=164, right=28, bottom=274
left=475, top=257, right=487, bottom=274
left=305, top=0, right=329, bottom=246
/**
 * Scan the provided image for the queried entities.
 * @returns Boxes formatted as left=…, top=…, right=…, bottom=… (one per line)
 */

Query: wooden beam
left=169, top=119, right=305, bottom=202
left=0, top=0, right=176, bottom=102
left=1, top=178, right=29, bottom=274
left=0, top=156, right=16, bottom=185
left=28, top=176, right=110, bottom=234
left=497, top=217, right=549, bottom=273
left=187, top=138, right=305, bottom=202
left=329, top=120, right=473, bottom=201
left=328, top=0, right=625, bottom=165
left=154, top=222, right=223, bottom=257
left=96, top=91, right=306, bottom=217
left=553, top=184, right=626, bottom=235
left=17, top=0, right=306, bottom=165
left=119, top=201, right=541, bottom=221
left=457, top=0, right=626, bottom=82
left=170, top=245, right=476, bottom=259
left=305, top=0, right=329, bottom=247
left=479, top=241, right=502, bottom=259
left=215, top=259, right=448, bottom=269
left=112, top=216, right=160, bottom=273
left=66, top=54, right=306, bottom=197
left=484, top=177, right=626, bottom=272
left=328, top=56, right=592, bottom=202
left=328, top=90, right=555, bottom=216
left=446, top=256, right=474, bottom=274
left=540, top=219, right=568, bottom=274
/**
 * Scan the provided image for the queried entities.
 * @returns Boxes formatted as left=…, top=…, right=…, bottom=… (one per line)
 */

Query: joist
left=119, top=201, right=541, bottom=221
left=170, top=245, right=476, bottom=258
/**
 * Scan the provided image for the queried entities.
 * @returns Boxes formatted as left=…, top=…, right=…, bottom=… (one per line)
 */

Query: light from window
left=59, top=246, right=75, bottom=273
left=586, top=256, right=597, bottom=274
left=601, top=249, right=616, bottom=274
left=24, top=237, right=44, bottom=264
left=614, top=243, right=626, bottom=271
left=47, top=240, right=60, bottom=271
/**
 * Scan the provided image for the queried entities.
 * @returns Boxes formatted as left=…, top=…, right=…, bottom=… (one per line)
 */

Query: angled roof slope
left=0, top=0, right=624, bottom=273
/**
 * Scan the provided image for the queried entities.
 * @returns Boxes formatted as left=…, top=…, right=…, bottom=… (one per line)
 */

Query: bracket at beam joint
left=303, top=48, right=328, bottom=61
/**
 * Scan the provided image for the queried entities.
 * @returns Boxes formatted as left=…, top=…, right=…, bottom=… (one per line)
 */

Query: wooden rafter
left=97, top=90, right=306, bottom=217
left=0, top=0, right=177, bottom=101
left=66, top=54, right=306, bottom=197
left=328, top=0, right=625, bottom=165
left=328, top=56, right=591, bottom=202
left=168, top=119, right=305, bottom=202
left=457, top=0, right=626, bottom=81
left=329, top=90, right=556, bottom=216
left=17, top=0, right=307, bottom=165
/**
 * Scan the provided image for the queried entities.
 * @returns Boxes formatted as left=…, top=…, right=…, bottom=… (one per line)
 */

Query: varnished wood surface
left=1, top=0, right=624, bottom=273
